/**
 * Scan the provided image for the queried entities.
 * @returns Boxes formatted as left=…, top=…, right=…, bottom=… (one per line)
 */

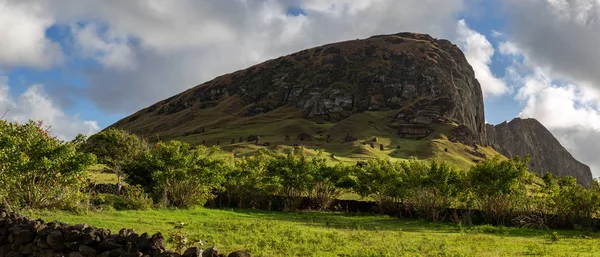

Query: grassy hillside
left=150, top=110, right=502, bottom=171
left=30, top=208, right=600, bottom=257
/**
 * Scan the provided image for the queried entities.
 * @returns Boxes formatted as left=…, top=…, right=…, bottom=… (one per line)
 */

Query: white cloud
left=0, top=1, right=63, bottom=69
left=0, top=76, right=99, bottom=140
left=456, top=19, right=509, bottom=98
left=498, top=41, right=521, bottom=56
left=518, top=74, right=600, bottom=130
left=499, top=41, right=600, bottom=177
left=491, top=30, right=503, bottom=38
left=9, top=0, right=465, bottom=113
left=503, top=0, right=600, bottom=92
left=71, top=23, right=137, bottom=71
left=71, top=23, right=137, bottom=70
left=516, top=71, right=600, bottom=177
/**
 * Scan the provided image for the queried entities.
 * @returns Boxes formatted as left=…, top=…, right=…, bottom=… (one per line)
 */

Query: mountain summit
left=113, top=33, right=485, bottom=143
left=487, top=118, right=593, bottom=184
left=110, top=32, right=591, bottom=183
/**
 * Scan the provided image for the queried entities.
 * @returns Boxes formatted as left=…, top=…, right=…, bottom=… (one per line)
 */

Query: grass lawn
left=29, top=208, right=600, bottom=257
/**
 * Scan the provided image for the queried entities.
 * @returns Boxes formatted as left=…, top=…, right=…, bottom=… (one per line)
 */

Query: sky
left=1, top=0, right=600, bottom=176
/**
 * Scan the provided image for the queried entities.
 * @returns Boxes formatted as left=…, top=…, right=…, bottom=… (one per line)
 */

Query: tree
left=266, top=148, right=316, bottom=210
left=0, top=120, right=96, bottom=209
left=84, top=128, right=148, bottom=194
left=468, top=155, right=532, bottom=224
left=401, top=159, right=464, bottom=222
left=126, top=141, right=228, bottom=208
left=354, top=158, right=407, bottom=214
left=225, top=149, right=281, bottom=208
left=308, top=154, right=358, bottom=210
left=545, top=175, right=600, bottom=228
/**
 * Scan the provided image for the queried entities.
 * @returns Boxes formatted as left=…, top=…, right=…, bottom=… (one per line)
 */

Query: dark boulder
left=201, top=246, right=218, bottom=257
left=227, top=251, right=251, bottom=257
left=46, top=230, right=64, bottom=251
left=183, top=247, right=202, bottom=257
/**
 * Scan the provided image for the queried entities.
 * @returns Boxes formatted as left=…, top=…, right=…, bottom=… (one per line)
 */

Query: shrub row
left=2, top=122, right=600, bottom=231
left=119, top=137, right=600, bottom=229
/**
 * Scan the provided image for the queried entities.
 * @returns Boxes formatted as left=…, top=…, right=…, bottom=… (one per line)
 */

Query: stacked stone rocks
left=0, top=211, right=250, bottom=257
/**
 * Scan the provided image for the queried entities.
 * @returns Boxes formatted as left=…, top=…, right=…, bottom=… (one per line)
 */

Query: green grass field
left=29, top=208, right=600, bottom=257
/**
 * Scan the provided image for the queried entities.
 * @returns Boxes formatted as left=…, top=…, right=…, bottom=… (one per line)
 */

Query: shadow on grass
left=213, top=207, right=600, bottom=239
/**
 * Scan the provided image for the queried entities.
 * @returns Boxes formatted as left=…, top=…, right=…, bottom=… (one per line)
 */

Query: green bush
left=124, top=141, right=228, bottom=208
left=550, top=231, right=560, bottom=242
left=0, top=120, right=96, bottom=210
left=545, top=176, right=600, bottom=228
left=308, top=160, right=358, bottom=210
left=94, top=186, right=153, bottom=210
left=225, top=150, right=281, bottom=208
left=122, top=185, right=154, bottom=210
left=403, top=159, right=464, bottom=222
left=266, top=148, right=317, bottom=210
left=354, top=159, right=409, bottom=215
left=225, top=149, right=358, bottom=211
left=467, top=155, right=532, bottom=225
left=84, top=128, right=148, bottom=195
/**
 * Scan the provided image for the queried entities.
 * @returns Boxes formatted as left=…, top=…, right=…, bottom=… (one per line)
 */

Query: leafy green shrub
left=167, top=222, right=202, bottom=254
left=125, top=141, right=228, bottom=208
left=544, top=175, right=600, bottom=228
left=92, top=193, right=107, bottom=205
left=550, top=231, right=560, bottom=242
left=96, top=186, right=153, bottom=210
left=472, top=224, right=510, bottom=235
left=84, top=128, right=148, bottom=195
left=101, top=195, right=128, bottom=210
left=354, top=159, right=408, bottom=215
left=403, top=159, right=464, bottom=222
left=53, top=182, right=91, bottom=213
left=266, top=148, right=317, bottom=210
left=122, top=185, right=154, bottom=210
left=467, top=155, right=531, bottom=225
left=0, top=120, right=96, bottom=210
left=354, top=158, right=463, bottom=221
left=309, top=161, right=358, bottom=210
left=225, top=150, right=281, bottom=208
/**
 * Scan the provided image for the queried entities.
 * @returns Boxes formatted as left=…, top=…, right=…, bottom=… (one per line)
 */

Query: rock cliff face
left=110, top=32, right=592, bottom=181
left=111, top=32, right=486, bottom=145
left=486, top=118, right=593, bottom=184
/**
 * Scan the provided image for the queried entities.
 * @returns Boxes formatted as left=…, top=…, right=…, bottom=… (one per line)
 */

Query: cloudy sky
left=1, top=0, right=599, bottom=176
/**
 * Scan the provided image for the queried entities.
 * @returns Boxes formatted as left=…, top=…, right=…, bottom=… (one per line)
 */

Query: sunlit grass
left=29, top=208, right=600, bottom=257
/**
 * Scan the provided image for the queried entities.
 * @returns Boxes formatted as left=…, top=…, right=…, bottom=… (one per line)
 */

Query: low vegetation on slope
left=3, top=119, right=600, bottom=256
left=155, top=110, right=500, bottom=171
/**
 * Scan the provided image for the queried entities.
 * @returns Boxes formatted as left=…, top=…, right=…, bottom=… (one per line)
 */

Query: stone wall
left=0, top=211, right=250, bottom=257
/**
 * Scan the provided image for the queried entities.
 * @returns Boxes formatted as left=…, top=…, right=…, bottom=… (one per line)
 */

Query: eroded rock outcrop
left=111, top=32, right=486, bottom=145
left=486, top=118, right=593, bottom=185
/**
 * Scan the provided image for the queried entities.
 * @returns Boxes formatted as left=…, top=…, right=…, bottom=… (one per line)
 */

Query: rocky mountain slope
left=109, top=32, right=591, bottom=181
left=112, top=32, right=485, bottom=146
left=486, top=118, right=593, bottom=184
